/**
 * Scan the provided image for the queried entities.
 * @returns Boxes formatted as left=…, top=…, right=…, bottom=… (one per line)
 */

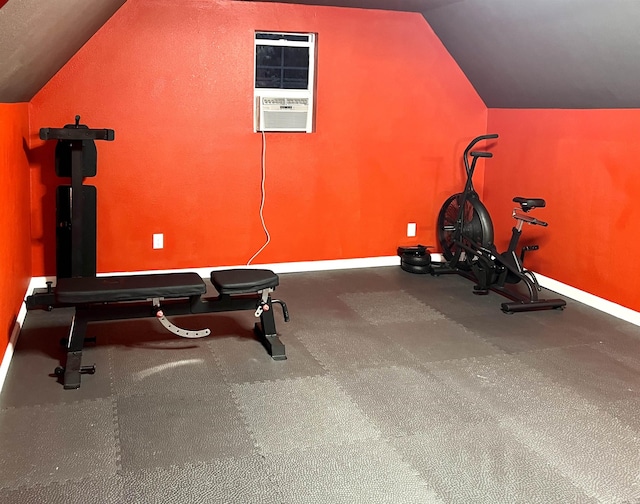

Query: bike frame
left=435, top=134, right=566, bottom=312
left=447, top=134, right=497, bottom=269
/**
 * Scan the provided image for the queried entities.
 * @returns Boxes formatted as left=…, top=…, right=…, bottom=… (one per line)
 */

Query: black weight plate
left=400, top=261, right=432, bottom=274
left=401, top=252, right=431, bottom=266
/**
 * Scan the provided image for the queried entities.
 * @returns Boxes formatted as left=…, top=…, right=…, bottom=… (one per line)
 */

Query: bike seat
left=513, top=197, right=545, bottom=212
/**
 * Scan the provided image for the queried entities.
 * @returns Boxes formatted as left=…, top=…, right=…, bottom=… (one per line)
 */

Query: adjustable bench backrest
left=56, top=273, right=206, bottom=304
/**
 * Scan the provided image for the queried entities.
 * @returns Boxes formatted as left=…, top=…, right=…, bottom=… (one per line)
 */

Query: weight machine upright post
left=70, top=141, right=85, bottom=278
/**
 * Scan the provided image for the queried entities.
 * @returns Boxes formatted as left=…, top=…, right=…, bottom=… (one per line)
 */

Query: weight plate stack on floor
left=398, top=245, right=432, bottom=274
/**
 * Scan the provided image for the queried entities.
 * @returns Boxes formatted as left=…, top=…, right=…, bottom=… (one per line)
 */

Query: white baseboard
left=0, top=301, right=27, bottom=396
left=534, top=273, right=640, bottom=326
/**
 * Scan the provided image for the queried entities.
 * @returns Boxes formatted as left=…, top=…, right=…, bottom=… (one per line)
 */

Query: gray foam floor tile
left=0, top=475, right=124, bottom=504
left=7, top=267, right=640, bottom=503
left=264, top=439, right=444, bottom=504
left=231, top=375, right=381, bottom=455
left=483, top=329, right=601, bottom=354
left=122, top=456, right=284, bottom=504
left=105, top=326, right=225, bottom=397
left=406, top=274, right=510, bottom=317
left=0, top=344, right=113, bottom=408
left=369, top=266, right=436, bottom=291
left=427, top=353, right=582, bottom=418
left=383, top=318, right=505, bottom=362
left=296, top=324, right=418, bottom=372
left=514, top=344, right=640, bottom=404
left=334, top=365, right=491, bottom=436
left=17, top=306, right=76, bottom=330
left=427, top=355, right=640, bottom=502
left=290, top=300, right=365, bottom=329
left=392, top=424, right=599, bottom=504
left=189, top=311, right=270, bottom=346
left=276, top=277, right=360, bottom=312
left=208, top=330, right=326, bottom=385
left=306, top=268, right=409, bottom=296
left=1, top=308, right=113, bottom=408
left=480, top=308, right=611, bottom=353
left=338, top=290, right=445, bottom=325
left=590, top=335, right=640, bottom=372
left=116, top=386, right=256, bottom=472
left=503, top=403, right=640, bottom=503
left=0, top=398, right=118, bottom=490
left=549, top=303, right=636, bottom=344
left=460, top=314, right=578, bottom=352
left=102, top=317, right=213, bottom=349
left=605, top=396, right=640, bottom=431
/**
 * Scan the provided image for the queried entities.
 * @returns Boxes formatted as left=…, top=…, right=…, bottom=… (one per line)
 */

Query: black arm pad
left=40, top=128, right=115, bottom=141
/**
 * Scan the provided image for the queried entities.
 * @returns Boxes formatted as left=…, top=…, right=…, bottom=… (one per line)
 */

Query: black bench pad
left=211, top=269, right=278, bottom=295
left=56, top=273, right=206, bottom=304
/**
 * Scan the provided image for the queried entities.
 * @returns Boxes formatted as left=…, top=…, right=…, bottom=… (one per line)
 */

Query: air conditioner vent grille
left=258, top=96, right=310, bottom=132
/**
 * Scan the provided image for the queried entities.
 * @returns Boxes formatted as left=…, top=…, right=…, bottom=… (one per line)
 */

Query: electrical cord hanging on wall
left=247, top=130, right=271, bottom=265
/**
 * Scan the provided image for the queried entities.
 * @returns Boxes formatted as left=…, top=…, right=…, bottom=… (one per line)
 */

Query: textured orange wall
left=486, top=109, right=640, bottom=311
left=0, top=103, right=31, bottom=353
left=28, top=0, right=486, bottom=276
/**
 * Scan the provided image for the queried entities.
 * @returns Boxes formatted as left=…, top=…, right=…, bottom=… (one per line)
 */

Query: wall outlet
left=153, top=233, right=164, bottom=249
left=407, top=222, right=416, bottom=237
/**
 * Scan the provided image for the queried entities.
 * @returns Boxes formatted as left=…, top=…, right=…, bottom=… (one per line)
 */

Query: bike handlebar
left=463, top=134, right=498, bottom=178
left=463, top=134, right=498, bottom=158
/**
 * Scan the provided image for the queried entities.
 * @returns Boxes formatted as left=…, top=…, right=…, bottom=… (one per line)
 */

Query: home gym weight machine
left=27, top=116, right=290, bottom=389
left=431, top=134, right=566, bottom=313
left=51, top=115, right=108, bottom=278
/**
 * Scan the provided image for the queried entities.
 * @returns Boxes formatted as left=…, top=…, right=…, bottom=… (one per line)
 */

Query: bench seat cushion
left=56, top=273, right=206, bottom=304
left=210, top=269, right=278, bottom=295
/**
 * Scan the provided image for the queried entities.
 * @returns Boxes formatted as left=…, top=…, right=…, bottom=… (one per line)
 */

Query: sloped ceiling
left=1, top=0, right=639, bottom=108
left=0, top=0, right=125, bottom=103
left=420, top=0, right=640, bottom=108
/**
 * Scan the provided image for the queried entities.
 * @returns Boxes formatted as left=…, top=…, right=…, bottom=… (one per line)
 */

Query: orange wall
left=28, top=0, right=486, bottom=276
left=0, top=103, right=31, bottom=353
left=486, top=109, right=640, bottom=312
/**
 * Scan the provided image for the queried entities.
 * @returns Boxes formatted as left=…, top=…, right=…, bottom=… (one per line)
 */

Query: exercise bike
left=431, top=134, right=566, bottom=313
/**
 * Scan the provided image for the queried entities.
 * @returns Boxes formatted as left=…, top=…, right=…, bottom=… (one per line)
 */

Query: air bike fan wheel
left=436, top=193, right=493, bottom=271
left=397, top=245, right=432, bottom=274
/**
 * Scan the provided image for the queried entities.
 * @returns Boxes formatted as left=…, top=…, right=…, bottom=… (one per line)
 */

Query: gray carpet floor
left=1, top=266, right=640, bottom=503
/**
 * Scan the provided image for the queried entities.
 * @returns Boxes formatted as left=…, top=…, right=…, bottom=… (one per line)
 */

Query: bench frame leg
left=255, top=299, right=287, bottom=360
left=63, top=314, right=88, bottom=389
left=57, top=291, right=288, bottom=388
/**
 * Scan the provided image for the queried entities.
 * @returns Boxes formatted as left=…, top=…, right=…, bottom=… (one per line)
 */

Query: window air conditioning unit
left=257, top=96, right=311, bottom=133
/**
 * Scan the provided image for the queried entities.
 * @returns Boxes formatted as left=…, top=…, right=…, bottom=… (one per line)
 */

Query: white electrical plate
left=153, top=233, right=164, bottom=249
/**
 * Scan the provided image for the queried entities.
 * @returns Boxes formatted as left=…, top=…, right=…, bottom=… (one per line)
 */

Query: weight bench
left=52, top=269, right=289, bottom=389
